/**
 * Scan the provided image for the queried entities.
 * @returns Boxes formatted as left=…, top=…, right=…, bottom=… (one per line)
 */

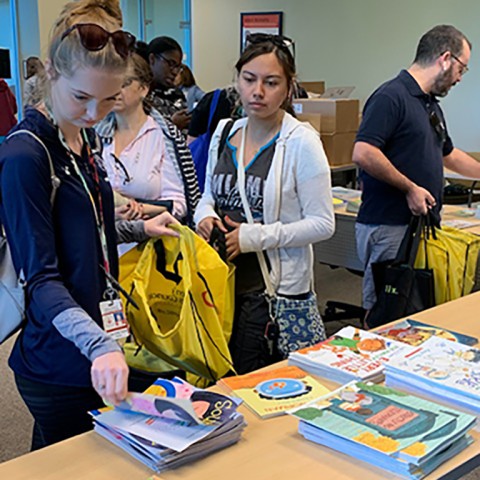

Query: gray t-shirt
left=212, top=132, right=278, bottom=293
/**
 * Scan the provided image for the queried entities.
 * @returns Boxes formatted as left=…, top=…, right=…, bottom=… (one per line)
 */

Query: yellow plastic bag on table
left=119, top=225, right=235, bottom=383
left=415, top=225, right=480, bottom=305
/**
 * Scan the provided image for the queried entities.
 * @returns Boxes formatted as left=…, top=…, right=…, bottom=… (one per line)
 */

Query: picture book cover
left=376, top=319, right=478, bottom=347
left=290, top=381, right=476, bottom=467
left=219, top=366, right=331, bottom=418
left=289, top=326, right=412, bottom=381
left=387, top=336, right=480, bottom=399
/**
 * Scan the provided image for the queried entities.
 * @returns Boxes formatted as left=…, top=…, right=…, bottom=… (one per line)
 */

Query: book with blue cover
left=289, top=381, right=475, bottom=479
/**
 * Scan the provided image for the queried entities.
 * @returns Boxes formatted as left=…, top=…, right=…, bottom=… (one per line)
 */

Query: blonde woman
left=0, top=0, right=178, bottom=449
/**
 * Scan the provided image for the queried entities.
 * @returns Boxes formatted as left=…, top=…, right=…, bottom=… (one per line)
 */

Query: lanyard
left=58, top=128, right=115, bottom=297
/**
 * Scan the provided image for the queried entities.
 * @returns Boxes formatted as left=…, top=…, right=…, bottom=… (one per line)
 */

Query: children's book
left=376, top=319, right=477, bottom=347
left=90, top=377, right=246, bottom=472
left=117, top=377, right=240, bottom=426
left=288, top=326, right=412, bottom=384
left=385, top=336, right=480, bottom=415
left=289, top=381, right=475, bottom=479
left=218, top=366, right=331, bottom=419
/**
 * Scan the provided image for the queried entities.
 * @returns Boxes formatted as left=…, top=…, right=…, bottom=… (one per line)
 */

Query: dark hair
left=147, top=36, right=182, bottom=57
left=127, top=52, right=153, bottom=88
left=235, top=40, right=296, bottom=112
left=178, top=64, right=196, bottom=87
left=414, top=25, right=472, bottom=66
left=134, top=40, right=149, bottom=63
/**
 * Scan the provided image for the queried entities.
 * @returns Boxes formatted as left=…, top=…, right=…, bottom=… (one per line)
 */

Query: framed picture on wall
left=240, top=12, right=283, bottom=51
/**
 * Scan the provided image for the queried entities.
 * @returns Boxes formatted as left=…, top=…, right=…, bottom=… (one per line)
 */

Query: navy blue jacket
left=0, top=108, right=119, bottom=387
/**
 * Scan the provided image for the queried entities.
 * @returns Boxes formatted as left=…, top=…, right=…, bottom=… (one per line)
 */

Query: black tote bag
left=366, top=215, right=436, bottom=328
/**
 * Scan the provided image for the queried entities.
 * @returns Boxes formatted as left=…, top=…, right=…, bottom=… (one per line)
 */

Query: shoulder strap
left=218, top=120, right=234, bottom=160
left=6, top=130, right=60, bottom=205
left=236, top=124, right=276, bottom=298
left=207, top=89, right=222, bottom=131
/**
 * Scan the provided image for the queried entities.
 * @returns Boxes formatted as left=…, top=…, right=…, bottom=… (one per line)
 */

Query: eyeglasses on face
left=156, top=53, right=184, bottom=73
left=245, top=33, right=296, bottom=59
left=60, top=23, right=136, bottom=60
left=450, top=53, right=469, bottom=75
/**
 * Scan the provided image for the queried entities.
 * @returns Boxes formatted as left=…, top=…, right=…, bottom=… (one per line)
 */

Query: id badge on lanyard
left=63, top=128, right=130, bottom=344
left=100, top=297, right=129, bottom=342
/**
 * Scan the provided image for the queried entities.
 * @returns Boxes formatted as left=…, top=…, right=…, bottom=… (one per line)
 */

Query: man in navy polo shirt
left=353, top=24, right=480, bottom=320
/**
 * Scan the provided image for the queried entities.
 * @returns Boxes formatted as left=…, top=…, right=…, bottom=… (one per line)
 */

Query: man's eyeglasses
left=60, top=23, right=135, bottom=60
left=450, top=54, right=469, bottom=75
left=111, top=153, right=133, bottom=184
left=245, top=33, right=296, bottom=59
left=156, top=53, right=184, bottom=73
left=427, top=104, right=446, bottom=144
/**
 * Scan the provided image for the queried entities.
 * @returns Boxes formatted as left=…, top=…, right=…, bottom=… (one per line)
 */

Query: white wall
left=191, top=0, right=480, bottom=150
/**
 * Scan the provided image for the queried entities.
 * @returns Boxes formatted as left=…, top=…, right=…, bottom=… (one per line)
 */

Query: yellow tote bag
left=415, top=226, right=480, bottom=305
left=119, top=226, right=235, bottom=382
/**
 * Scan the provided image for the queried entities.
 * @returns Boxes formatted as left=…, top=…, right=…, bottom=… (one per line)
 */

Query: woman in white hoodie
left=194, top=34, right=335, bottom=374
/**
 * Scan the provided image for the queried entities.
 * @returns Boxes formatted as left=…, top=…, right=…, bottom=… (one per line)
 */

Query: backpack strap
left=6, top=130, right=61, bottom=205
left=207, top=89, right=222, bottom=132
left=218, top=120, right=234, bottom=160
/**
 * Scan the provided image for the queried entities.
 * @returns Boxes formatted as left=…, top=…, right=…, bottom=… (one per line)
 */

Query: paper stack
left=91, top=377, right=246, bottom=473
left=288, top=326, right=412, bottom=384
left=385, top=336, right=480, bottom=415
left=290, top=381, right=476, bottom=479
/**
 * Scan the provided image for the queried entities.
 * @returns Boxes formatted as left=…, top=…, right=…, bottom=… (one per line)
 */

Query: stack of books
left=375, top=319, right=477, bottom=347
left=331, top=186, right=362, bottom=213
left=91, top=377, right=246, bottom=473
left=218, top=365, right=331, bottom=419
left=385, top=336, right=480, bottom=415
left=288, top=326, right=412, bottom=384
left=289, top=381, right=476, bottom=479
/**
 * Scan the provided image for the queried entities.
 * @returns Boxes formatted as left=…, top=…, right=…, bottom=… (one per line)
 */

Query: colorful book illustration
left=116, top=377, right=239, bottom=426
left=288, top=326, right=412, bottom=384
left=289, top=381, right=475, bottom=479
left=90, top=377, right=246, bottom=473
left=219, top=366, right=331, bottom=419
left=376, top=319, right=478, bottom=347
left=385, top=336, right=480, bottom=415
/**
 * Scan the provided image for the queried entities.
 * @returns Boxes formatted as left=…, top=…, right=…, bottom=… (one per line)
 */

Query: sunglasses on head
left=60, top=23, right=136, bottom=59
left=245, top=33, right=296, bottom=58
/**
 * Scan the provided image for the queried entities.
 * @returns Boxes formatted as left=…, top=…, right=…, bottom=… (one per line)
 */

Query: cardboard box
left=299, top=81, right=325, bottom=95
left=297, top=113, right=321, bottom=133
left=321, top=132, right=356, bottom=166
left=292, top=99, right=359, bottom=133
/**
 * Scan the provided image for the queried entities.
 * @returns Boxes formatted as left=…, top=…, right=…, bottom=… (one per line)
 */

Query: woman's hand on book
left=91, top=351, right=129, bottom=405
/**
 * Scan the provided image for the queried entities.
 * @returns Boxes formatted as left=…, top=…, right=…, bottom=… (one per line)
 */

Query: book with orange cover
left=219, top=365, right=331, bottom=419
